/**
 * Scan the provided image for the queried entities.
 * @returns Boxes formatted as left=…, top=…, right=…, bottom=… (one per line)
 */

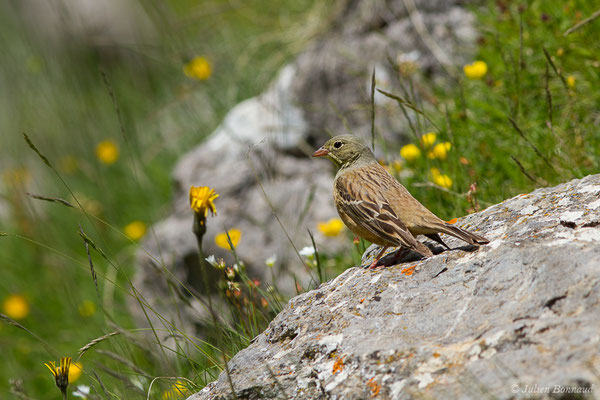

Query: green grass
left=0, top=1, right=333, bottom=398
left=375, top=0, right=600, bottom=221
left=1, top=0, right=599, bottom=398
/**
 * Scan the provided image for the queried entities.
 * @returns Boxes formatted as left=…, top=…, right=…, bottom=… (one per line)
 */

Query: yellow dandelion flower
left=215, top=229, right=241, bottom=250
left=69, top=362, right=83, bottom=383
left=162, top=390, right=175, bottom=400
left=95, top=140, right=119, bottom=164
left=463, top=61, right=488, bottom=79
left=566, top=75, right=575, bottom=87
left=45, top=357, right=71, bottom=396
left=317, top=218, right=345, bottom=237
left=420, top=132, right=437, bottom=147
left=399, top=144, right=421, bottom=162
left=173, top=379, right=188, bottom=396
left=428, top=142, right=452, bottom=160
left=183, top=57, right=212, bottom=80
left=124, top=220, right=147, bottom=240
left=189, top=186, right=219, bottom=221
left=2, top=294, right=29, bottom=320
left=163, top=389, right=185, bottom=400
left=433, top=174, right=453, bottom=188
left=430, top=167, right=441, bottom=176
left=78, top=300, right=96, bottom=317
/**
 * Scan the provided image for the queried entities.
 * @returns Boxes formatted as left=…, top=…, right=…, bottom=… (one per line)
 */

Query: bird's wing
left=335, top=172, right=422, bottom=251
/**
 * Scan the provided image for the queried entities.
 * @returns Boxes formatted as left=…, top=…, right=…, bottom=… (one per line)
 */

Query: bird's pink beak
left=312, top=147, right=329, bottom=157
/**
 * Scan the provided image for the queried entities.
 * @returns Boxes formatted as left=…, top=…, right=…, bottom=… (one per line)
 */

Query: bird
left=312, top=134, right=489, bottom=269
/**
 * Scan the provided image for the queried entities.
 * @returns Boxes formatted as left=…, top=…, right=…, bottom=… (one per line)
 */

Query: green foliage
left=386, top=0, right=600, bottom=219
left=0, top=0, right=331, bottom=398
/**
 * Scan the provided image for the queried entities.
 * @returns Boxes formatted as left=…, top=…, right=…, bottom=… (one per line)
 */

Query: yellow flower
left=2, top=294, right=29, bottom=320
left=420, top=132, right=436, bottom=147
left=58, top=156, right=78, bottom=174
left=399, top=144, right=421, bottom=162
left=124, top=220, right=147, bottom=240
left=463, top=61, right=488, bottom=79
left=71, top=192, right=102, bottom=216
left=162, top=390, right=176, bottom=400
left=78, top=300, right=96, bottom=317
left=428, top=142, right=452, bottom=160
left=189, top=186, right=219, bottom=221
left=567, top=75, right=575, bottom=87
left=556, top=48, right=564, bottom=56
left=183, top=57, right=212, bottom=80
left=69, top=362, right=83, bottom=383
left=163, top=388, right=185, bottom=400
left=391, top=160, right=403, bottom=172
left=172, top=379, right=188, bottom=396
left=95, top=140, right=119, bottom=164
left=430, top=167, right=441, bottom=176
left=433, top=174, right=453, bottom=188
left=215, top=229, right=241, bottom=250
left=45, top=357, right=71, bottom=395
left=2, top=168, right=31, bottom=186
left=317, top=218, right=345, bottom=237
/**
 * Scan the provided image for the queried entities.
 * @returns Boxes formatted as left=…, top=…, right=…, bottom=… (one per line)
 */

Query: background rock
left=133, top=0, right=479, bottom=339
left=14, top=0, right=155, bottom=52
left=189, top=174, right=600, bottom=399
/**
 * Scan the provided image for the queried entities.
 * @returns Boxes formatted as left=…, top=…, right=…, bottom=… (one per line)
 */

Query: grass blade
left=26, top=193, right=74, bottom=208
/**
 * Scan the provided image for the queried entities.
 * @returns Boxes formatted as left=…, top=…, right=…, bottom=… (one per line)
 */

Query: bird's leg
left=368, top=246, right=389, bottom=269
left=389, top=247, right=411, bottom=265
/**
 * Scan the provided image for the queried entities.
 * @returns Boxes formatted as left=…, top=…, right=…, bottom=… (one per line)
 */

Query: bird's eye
left=333, top=141, right=343, bottom=149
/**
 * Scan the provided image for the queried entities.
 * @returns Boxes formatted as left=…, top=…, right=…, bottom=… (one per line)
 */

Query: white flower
left=205, top=255, right=217, bottom=267
left=205, top=255, right=225, bottom=270
left=299, top=246, right=316, bottom=258
left=265, top=254, right=277, bottom=268
left=73, top=385, right=90, bottom=398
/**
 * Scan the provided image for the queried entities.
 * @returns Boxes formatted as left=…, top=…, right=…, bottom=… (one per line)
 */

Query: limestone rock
left=189, top=174, right=600, bottom=400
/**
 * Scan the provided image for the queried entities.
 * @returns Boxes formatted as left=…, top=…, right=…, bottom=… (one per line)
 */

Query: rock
left=15, top=0, right=155, bottom=51
left=188, top=174, right=600, bottom=399
left=134, top=0, right=479, bottom=339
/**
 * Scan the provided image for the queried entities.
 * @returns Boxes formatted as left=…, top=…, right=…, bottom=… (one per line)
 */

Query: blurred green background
left=1, top=0, right=599, bottom=398
left=0, top=0, right=333, bottom=397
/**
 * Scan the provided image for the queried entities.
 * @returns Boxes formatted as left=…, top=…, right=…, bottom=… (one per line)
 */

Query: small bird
left=312, top=134, right=489, bottom=269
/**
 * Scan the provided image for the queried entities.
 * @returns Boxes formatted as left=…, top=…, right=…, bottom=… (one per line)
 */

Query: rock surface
left=189, top=174, right=600, bottom=400
left=134, top=0, right=478, bottom=338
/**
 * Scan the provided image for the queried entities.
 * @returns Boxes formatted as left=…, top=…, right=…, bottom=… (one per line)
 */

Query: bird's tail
left=414, top=239, right=434, bottom=258
left=437, top=223, right=489, bottom=245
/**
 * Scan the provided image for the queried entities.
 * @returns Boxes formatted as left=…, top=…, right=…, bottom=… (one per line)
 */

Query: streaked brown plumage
left=312, top=134, right=489, bottom=268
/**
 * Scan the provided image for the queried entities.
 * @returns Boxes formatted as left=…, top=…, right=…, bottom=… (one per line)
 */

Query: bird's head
left=312, top=135, right=373, bottom=168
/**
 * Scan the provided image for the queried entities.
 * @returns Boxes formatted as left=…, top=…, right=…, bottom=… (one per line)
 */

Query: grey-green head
left=312, top=134, right=375, bottom=168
